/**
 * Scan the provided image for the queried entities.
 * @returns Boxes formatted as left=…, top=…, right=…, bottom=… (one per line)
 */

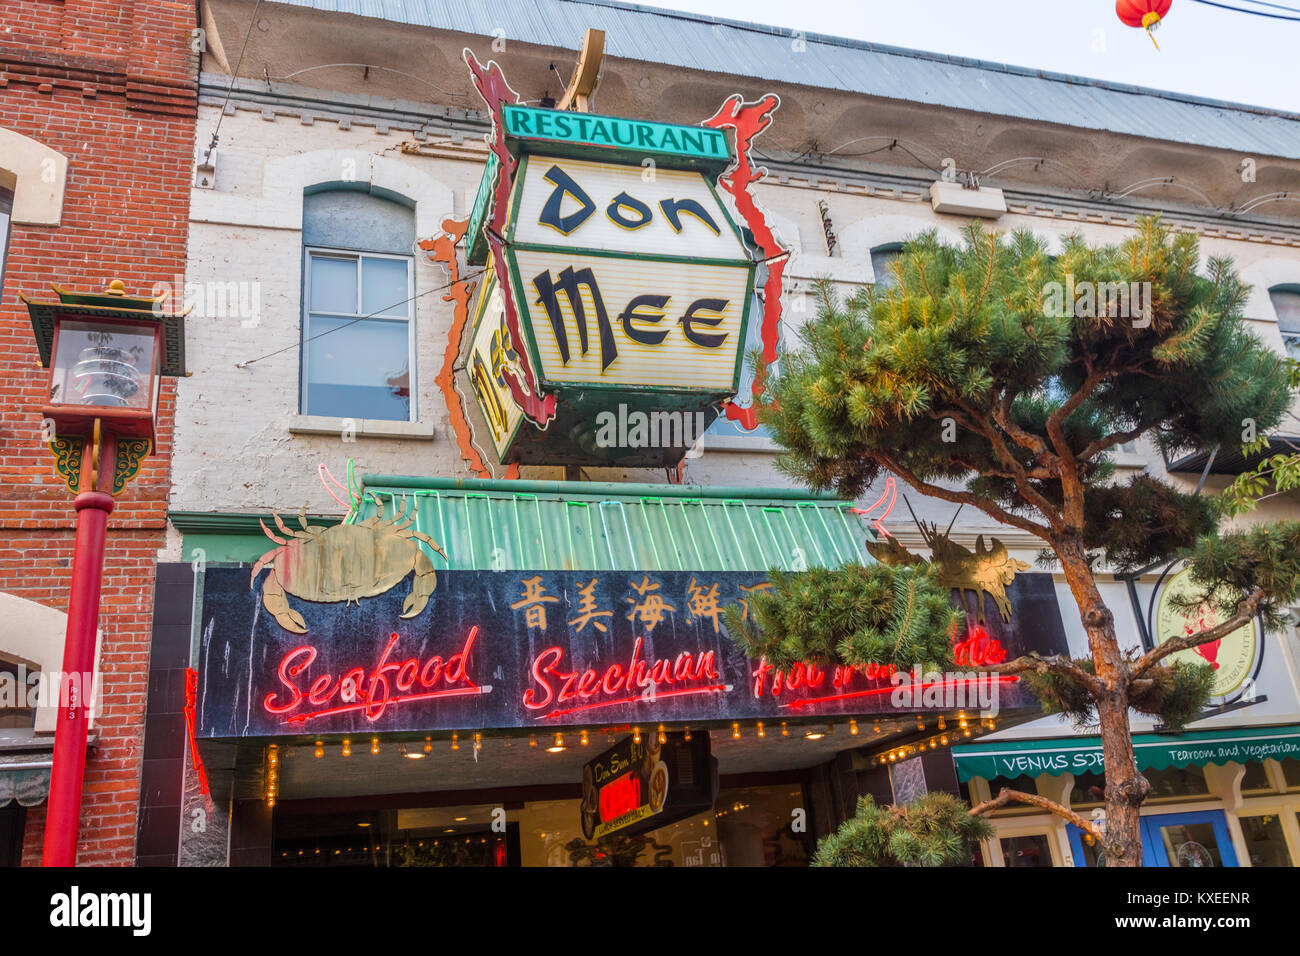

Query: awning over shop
left=953, top=724, right=1300, bottom=782
left=354, top=476, right=873, bottom=572
left=0, top=753, right=52, bottom=807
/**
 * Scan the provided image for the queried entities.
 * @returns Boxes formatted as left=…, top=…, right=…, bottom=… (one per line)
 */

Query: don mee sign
left=459, top=96, right=758, bottom=469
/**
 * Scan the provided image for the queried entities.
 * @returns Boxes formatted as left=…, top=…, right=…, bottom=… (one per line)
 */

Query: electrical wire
left=207, top=0, right=263, bottom=153
left=1187, top=0, right=1300, bottom=20
left=234, top=269, right=484, bottom=369
left=267, top=63, right=468, bottom=99
left=1235, top=0, right=1300, bottom=12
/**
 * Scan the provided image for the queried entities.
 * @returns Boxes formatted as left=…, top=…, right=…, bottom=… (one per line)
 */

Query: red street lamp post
left=22, top=280, right=187, bottom=866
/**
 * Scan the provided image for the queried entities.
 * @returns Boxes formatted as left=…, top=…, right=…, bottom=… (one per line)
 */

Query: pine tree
left=744, top=216, right=1300, bottom=866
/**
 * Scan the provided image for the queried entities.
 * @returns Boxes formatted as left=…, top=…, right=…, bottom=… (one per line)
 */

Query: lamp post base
left=41, top=490, right=114, bottom=867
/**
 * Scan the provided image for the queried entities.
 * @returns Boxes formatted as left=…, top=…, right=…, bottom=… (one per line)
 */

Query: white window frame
left=301, top=245, right=417, bottom=423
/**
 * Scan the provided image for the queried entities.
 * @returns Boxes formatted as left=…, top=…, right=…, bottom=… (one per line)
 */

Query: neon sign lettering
left=524, top=637, right=723, bottom=717
left=952, top=625, right=1007, bottom=666
left=599, top=771, right=642, bottom=823
left=264, top=627, right=490, bottom=724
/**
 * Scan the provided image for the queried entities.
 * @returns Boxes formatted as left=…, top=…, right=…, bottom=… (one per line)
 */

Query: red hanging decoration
left=1116, top=0, right=1173, bottom=50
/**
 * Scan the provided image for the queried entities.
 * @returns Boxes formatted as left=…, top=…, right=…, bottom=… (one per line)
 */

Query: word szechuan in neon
left=524, top=636, right=724, bottom=718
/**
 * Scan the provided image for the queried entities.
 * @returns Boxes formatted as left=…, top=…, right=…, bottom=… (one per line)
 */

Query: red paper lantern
left=1116, top=0, right=1173, bottom=49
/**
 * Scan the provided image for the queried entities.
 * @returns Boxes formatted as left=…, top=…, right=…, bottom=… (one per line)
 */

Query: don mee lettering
left=528, top=163, right=735, bottom=373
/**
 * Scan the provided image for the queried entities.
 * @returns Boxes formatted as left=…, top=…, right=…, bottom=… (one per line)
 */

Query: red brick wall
left=0, top=0, right=196, bottom=865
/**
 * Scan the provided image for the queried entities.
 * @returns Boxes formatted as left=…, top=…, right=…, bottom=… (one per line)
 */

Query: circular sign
left=1153, top=567, right=1259, bottom=701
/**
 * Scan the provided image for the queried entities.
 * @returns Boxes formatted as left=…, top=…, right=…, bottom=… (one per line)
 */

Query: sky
left=626, top=0, right=1299, bottom=113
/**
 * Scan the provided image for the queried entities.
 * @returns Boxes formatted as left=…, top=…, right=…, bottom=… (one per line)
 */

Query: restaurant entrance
left=263, top=752, right=814, bottom=867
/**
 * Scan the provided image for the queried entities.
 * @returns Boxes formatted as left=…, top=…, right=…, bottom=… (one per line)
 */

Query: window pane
left=362, top=257, right=410, bottom=317
left=1070, top=772, right=1107, bottom=806
left=1270, top=289, right=1300, bottom=333
left=1240, top=760, right=1273, bottom=793
left=870, top=248, right=902, bottom=289
left=1281, top=758, right=1300, bottom=789
left=1144, top=765, right=1210, bottom=799
left=304, top=316, right=410, bottom=421
left=310, top=255, right=357, bottom=313
left=1159, top=821, right=1225, bottom=867
left=1239, top=814, right=1293, bottom=867
left=1000, top=833, right=1053, bottom=867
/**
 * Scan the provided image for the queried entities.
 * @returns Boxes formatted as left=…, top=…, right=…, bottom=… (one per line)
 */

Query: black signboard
left=580, top=732, right=717, bottom=840
left=192, top=566, right=1068, bottom=739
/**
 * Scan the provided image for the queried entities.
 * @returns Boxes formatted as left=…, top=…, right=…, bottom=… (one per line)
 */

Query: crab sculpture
left=251, top=497, right=446, bottom=634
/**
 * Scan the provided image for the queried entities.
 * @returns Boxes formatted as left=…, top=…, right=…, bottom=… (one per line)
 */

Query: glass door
left=1143, top=810, right=1237, bottom=867
left=1067, top=810, right=1238, bottom=867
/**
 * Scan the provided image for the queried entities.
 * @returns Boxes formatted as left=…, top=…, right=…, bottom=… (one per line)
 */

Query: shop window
left=1280, top=758, right=1300, bottom=790
left=1158, top=820, right=1225, bottom=866
left=517, top=784, right=809, bottom=867
left=1071, top=767, right=1212, bottom=805
left=1269, top=285, right=1300, bottom=361
left=1238, top=814, right=1293, bottom=867
left=1145, top=765, right=1210, bottom=800
left=983, top=774, right=1044, bottom=814
left=300, top=189, right=416, bottom=422
left=1070, top=771, right=1107, bottom=807
left=999, top=833, right=1054, bottom=867
left=1240, top=760, right=1275, bottom=794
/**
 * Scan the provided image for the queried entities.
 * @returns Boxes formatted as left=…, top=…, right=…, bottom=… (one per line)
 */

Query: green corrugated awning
left=354, top=475, right=873, bottom=572
left=953, top=724, right=1300, bottom=782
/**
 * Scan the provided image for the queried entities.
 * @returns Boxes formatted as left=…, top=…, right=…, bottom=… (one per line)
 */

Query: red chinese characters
left=264, top=627, right=486, bottom=723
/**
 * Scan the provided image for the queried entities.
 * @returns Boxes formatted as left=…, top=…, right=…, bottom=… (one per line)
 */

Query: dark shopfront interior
left=220, top=720, right=966, bottom=868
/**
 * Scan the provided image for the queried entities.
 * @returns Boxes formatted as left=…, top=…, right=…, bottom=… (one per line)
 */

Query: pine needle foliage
left=762, top=218, right=1292, bottom=572
left=812, top=793, right=993, bottom=867
left=723, top=563, right=959, bottom=672
left=1020, top=657, right=1214, bottom=733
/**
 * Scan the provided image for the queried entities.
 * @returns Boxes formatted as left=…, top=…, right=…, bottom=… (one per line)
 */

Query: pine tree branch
left=992, top=394, right=1056, bottom=467
left=1045, top=368, right=1109, bottom=528
left=941, top=400, right=1066, bottom=529
left=873, top=451, right=1055, bottom=541
left=969, top=788, right=1103, bottom=840
left=986, top=653, right=1104, bottom=697
left=1129, top=587, right=1266, bottom=680
left=1077, top=423, right=1150, bottom=463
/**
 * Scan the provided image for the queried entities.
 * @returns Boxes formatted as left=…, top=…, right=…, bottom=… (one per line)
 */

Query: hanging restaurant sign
left=192, top=565, right=1069, bottom=740
left=580, top=731, right=718, bottom=840
left=452, top=52, right=776, bottom=470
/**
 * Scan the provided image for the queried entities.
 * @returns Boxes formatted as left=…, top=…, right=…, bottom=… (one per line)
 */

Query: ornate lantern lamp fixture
left=24, top=279, right=187, bottom=493
left=21, top=279, right=187, bottom=865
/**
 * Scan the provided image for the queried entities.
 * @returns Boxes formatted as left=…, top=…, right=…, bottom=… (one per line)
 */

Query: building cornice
left=197, top=73, right=1300, bottom=246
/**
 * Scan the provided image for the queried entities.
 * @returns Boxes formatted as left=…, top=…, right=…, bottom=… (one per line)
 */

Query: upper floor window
left=301, top=188, right=416, bottom=422
left=869, top=244, right=903, bottom=291
left=1269, top=285, right=1300, bottom=362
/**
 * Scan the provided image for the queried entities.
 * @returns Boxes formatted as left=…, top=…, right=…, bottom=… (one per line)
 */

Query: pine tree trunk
left=1054, top=536, right=1149, bottom=866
